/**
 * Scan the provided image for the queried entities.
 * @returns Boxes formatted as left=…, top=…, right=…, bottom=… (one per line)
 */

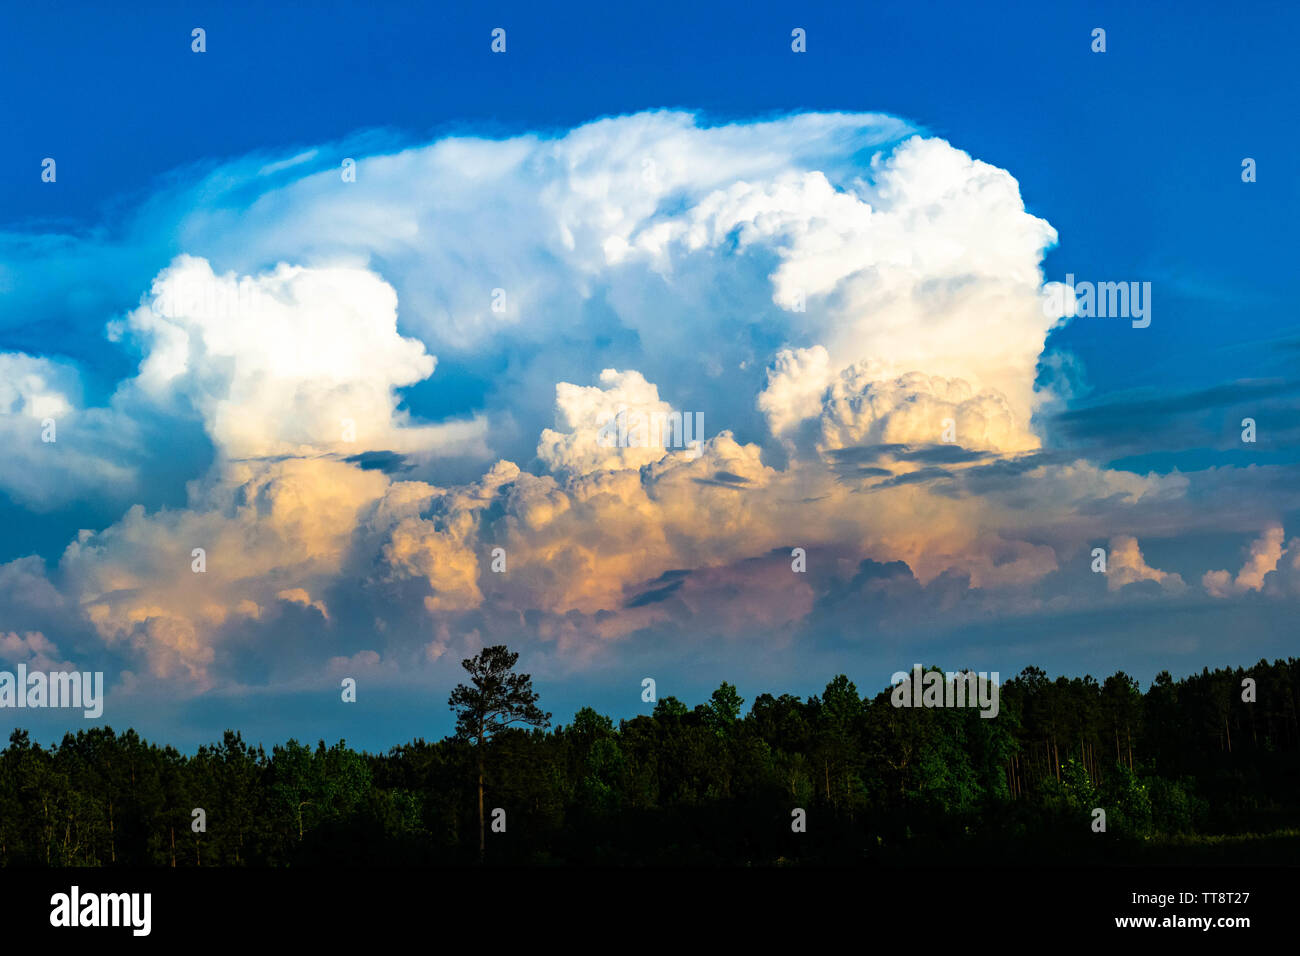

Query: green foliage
left=1, top=655, right=1297, bottom=865
left=705, top=682, right=745, bottom=733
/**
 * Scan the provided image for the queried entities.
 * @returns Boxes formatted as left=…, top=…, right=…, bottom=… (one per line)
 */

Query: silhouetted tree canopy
left=2, top=655, right=1297, bottom=866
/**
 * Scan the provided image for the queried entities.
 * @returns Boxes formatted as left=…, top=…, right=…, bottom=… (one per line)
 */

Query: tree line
left=1, top=649, right=1297, bottom=866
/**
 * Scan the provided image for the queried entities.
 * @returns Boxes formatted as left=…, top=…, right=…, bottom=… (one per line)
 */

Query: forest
left=1, top=652, right=1297, bottom=866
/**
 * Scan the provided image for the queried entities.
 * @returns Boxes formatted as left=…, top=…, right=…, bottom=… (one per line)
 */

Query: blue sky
left=1, top=0, right=1298, bottom=751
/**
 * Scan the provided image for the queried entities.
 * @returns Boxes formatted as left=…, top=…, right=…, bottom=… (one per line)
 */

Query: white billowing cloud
left=1107, top=535, right=1185, bottom=593
left=121, top=255, right=486, bottom=461
left=759, top=346, right=834, bottom=440
left=536, top=368, right=703, bottom=476
left=642, top=135, right=1064, bottom=440
left=139, top=111, right=913, bottom=358
left=0, top=353, right=138, bottom=509
left=1205, top=524, right=1286, bottom=597
left=814, top=364, right=1039, bottom=456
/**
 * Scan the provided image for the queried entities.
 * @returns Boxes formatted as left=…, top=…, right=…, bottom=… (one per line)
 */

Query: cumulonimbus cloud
left=1, top=109, right=1276, bottom=694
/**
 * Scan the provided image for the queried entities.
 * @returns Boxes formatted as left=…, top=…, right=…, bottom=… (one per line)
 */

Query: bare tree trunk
left=477, top=752, right=485, bottom=864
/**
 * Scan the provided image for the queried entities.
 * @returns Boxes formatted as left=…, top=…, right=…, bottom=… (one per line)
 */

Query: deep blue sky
left=2, top=0, right=1298, bottom=751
